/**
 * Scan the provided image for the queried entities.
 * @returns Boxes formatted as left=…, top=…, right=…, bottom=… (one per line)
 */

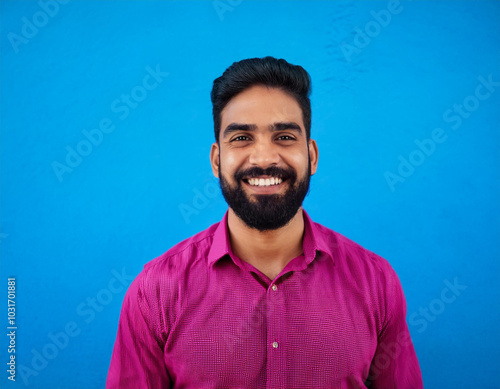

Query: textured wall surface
left=1, top=0, right=499, bottom=388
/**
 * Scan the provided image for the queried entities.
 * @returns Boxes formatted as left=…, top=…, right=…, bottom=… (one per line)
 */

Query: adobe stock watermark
left=178, top=177, right=220, bottom=224
left=408, top=277, right=467, bottom=333
left=345, top=330, right=414, bottom=388
left=8, top=0, right=70, bottom=54
left=385, top=74, right=500, bottom=192
left=51, top=64, right=168, bottom=182
left=346, top=276, right=466, bottom=387
left=18, top=268, right=133, bottom=386
left=213, top=0, right=242, bottom=21
left=340, top=0, right=404, bottom=63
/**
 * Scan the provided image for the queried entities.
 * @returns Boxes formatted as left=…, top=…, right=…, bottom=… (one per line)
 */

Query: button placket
left=266, top=281, right=284, bottom=388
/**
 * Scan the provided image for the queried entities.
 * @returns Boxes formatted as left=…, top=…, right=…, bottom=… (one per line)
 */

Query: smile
left=245, top=177, right=283, bottom=187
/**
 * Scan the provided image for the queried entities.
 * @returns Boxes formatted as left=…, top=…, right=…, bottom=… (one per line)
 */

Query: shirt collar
left=208, top=209, right=335, bottom=268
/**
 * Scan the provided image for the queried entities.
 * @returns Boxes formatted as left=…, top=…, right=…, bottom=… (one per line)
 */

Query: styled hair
left=211, top=56, right=312, bottom=142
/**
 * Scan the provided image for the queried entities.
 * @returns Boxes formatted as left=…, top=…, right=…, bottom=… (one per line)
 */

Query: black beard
left=219, top=161, right=311, bottom=231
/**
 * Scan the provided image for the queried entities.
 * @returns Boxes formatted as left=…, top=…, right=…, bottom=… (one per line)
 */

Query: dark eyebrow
left=270, top=122, right=303, bottom=134
left=222, top=121, right=303, bottom=139
left=222, top=123, right=257, bottom=139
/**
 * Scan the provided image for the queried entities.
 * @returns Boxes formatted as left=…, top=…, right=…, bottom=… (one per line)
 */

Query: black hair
left=211, top=56, right=311, bottom=143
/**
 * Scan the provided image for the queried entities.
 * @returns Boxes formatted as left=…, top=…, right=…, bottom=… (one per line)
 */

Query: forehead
left=220, top=85, right=304, bottom=128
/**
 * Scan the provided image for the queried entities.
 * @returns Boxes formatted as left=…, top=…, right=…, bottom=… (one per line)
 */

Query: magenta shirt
left=106, top=210, right=423, bottom=389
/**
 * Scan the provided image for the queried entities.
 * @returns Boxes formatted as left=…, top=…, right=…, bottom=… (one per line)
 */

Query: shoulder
left=312, top=220, right=406, bottom=327
left=312, top=219, right=402, bottom=299
left=147, top=221, right=218, bottom=270
left=313, top=220, right=395, bottom=275
left=121, top=221, right=221, bottom=324
left=131, top=220, right=220, bottom=293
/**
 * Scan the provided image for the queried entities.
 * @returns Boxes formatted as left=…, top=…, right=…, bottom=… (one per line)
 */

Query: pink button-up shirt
left=106, top=210, right=423, bottom=389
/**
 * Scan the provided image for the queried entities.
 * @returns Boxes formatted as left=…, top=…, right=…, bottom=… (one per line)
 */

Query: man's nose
left=248, top=139, right=280, bottom=168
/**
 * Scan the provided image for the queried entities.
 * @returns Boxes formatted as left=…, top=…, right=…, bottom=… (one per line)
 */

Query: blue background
left=1, top=0, right=499, bottom=388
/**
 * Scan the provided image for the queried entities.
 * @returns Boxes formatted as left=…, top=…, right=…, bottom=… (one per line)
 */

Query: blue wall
left=1, top=1, right=499, bottom=388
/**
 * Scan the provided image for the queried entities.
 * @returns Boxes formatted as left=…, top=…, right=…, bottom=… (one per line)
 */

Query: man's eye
left=277, top=135, right=295, bottom=141
left=232, top=135, right=250, bottom=142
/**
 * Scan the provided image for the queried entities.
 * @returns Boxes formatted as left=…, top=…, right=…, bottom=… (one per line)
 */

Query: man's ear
left=309, top=139, right=319, bottom=175
left=210, top=142, right=220, bottom=178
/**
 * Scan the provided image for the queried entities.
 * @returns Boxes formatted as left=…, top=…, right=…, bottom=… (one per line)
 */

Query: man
left=106, top=57, right=423, bottom=388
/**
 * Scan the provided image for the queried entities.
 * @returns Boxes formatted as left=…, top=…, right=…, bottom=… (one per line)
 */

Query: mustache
left=234, top=166, right=296, bottom=182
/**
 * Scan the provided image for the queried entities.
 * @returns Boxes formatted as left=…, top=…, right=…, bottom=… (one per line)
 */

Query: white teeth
left=247, top=177, right=283, bottom=187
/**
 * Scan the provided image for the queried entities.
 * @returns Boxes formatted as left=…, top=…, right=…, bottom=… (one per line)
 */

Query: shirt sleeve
left=367, top=267, right=423, bottom=389
left=106, top=274, right=171, bottom=389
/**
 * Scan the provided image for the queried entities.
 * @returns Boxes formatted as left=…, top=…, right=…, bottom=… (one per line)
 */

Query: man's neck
left=227, top=207, right=305, bottom=280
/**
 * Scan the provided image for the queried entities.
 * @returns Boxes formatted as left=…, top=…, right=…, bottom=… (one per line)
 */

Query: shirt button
left=272, top=285, right=278, bottom=291
left=272, top=341, right=279, bottom=349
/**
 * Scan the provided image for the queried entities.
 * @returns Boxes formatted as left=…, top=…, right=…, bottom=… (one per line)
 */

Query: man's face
left=210, top=85, right=318, bottom=231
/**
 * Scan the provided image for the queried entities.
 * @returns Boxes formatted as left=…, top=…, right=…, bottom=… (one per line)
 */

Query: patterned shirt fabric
left=106, top=209, right=423, bottom=389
